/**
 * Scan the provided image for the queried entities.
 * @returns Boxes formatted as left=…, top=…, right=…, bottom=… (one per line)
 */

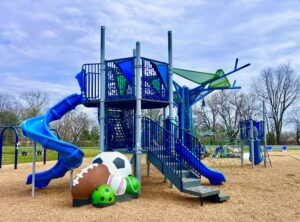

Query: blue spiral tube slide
left=21, top=94, right=84, bottom=188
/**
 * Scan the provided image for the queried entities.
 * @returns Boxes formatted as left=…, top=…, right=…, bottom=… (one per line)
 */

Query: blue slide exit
left=176, top=144, right=226, bottom=185
left=249, top=140, right=263, bottom=165
left=21, top=94, right=84, bottom=188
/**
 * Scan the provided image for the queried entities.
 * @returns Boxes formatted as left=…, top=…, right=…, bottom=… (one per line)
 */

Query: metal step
left=181, top=170, right=192, bottom=177
left=183, top=185, right=220, bottom=197
left=166, top=162, right=185, bottom=170
left=182, top=177, right=201, bottom=189
left=218, top=193, right=230, bottom=202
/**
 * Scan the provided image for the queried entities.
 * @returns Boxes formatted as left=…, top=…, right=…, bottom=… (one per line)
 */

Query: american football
left=71, top=163, right=110, bottom=207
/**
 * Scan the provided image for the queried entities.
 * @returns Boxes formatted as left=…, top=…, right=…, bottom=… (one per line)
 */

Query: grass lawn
left=1, top=145, right=298, bottom=166
left=1, top=146, right=100, bottom=165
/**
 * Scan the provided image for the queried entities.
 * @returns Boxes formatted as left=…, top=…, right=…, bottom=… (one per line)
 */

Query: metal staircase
left=142, top=117, right=229, bottom=205
left=107, top=110, right=133, bottom=151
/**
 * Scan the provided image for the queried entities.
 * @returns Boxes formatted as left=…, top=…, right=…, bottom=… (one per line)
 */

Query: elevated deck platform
left=83, top=98, right=169, bottom=109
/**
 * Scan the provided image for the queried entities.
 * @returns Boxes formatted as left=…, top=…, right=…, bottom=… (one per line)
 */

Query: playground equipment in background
left=266, top=145, right=288, bottom=152
left=21, top=26, right=250, bottom=205
left=239, top=112, right=272, bottom=168
left=0, top=126, right=60, bottom=169
left=240, top=120, right=263, bottom=166
left=209, top=145, right=241, bottom=167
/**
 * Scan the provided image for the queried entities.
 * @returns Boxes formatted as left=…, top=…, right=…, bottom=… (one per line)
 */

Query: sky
left=0, top=0, right=300, bottom=104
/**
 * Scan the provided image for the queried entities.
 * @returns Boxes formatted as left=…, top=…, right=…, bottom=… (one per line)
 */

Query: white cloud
left=41, top=30, right=58, bottom=39
left=0, top=0, right=299, bottom=105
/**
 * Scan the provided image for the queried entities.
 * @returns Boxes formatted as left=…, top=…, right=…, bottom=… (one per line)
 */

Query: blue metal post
left=43, top=148, right=46, bottom=165
left=134, top=41, right=142, bottom=183
left=168, top=31, right=175, bottom=122
left=14, top=136, right=18, bottom=169
left=250, top=119, right=255, bottom=168
left=32, top=141, right=36, bottom=197
left=99, top=26, right=106, bottom=153
left=263, top=101, right=267, bottom=168
left=180, top=87, right=185, bottom=144
left=0, top=134, right=2, bottom=168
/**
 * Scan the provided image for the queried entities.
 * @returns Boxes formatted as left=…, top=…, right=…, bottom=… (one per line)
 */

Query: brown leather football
left=71, top=163, right=110, bottom=207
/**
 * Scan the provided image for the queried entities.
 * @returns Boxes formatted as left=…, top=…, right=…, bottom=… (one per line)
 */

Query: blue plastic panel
left=151, top=61, right=168, bottom=88
left=106, top=58, right=135, bottom=100
left=141, top=58, right=168, bottom=101
left=115, top=59, right=133, bottom=82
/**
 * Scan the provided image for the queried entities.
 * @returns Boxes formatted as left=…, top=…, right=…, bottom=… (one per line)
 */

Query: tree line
left=194, top=63, right=300, bottom=145
left=0, top=91, right=99, bottom=146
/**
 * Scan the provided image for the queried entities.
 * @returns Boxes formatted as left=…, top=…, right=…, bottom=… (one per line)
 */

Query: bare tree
left=193, top=93, right=219, bottom=133
left=0, top=94, right=21, bottom=125
left=254, top=63, right=300, bottom=144
left=193, top=90, right=260, bottom=144
left=287, top=108, right=300, bottom=145
left=51, top=111, right=73, bottom=141
left=51, top=110, right=91, bottom=143
left=20, top=91, right=49, bottom=119
left=0, top=94, right=10, bottom=112
left=70, top=111, right=91, bottom=143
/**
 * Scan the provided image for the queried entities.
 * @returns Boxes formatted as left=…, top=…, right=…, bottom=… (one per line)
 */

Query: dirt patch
left=0, top=151, right=299, bottom=222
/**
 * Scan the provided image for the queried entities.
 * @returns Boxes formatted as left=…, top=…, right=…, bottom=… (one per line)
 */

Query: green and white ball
left=125, top=176, right=141, bottom=195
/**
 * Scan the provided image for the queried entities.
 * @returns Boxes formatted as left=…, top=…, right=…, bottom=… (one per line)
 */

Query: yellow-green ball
left=91, top=185, right=115, bottom=207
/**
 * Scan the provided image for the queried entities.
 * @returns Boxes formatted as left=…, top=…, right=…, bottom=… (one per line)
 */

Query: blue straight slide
left=21, top=94, right=84, bottom=188
left=176, top=143, right=226, bottom=185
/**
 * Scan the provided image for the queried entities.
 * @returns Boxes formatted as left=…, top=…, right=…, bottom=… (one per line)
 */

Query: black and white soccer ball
left=91, top=152, right=132, bottom=177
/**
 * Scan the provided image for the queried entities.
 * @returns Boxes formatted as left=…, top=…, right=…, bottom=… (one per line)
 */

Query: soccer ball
left=91, top=152, right=132, bottom=177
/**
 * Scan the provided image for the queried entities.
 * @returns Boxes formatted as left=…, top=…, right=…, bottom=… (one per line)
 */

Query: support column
left=250, top=119, right=255, bottom=168
left=168, top=31, right=175, bottom=122
left=240, top=120, right=244, bottom=167
left=32, top=141, right=36, bottom=198
left=263, top=101, right=267, bottom=168
left=99, top=26, right=106, bottom=153
left=168, top=31, right=174, bottom=188
left=134, top=42, right=142, bottom=182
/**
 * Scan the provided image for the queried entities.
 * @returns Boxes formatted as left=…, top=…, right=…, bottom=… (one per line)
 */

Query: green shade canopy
left=173, top=68, right=215, bottom=84
left=208, top=69, right=231, bottom=89
left=173, top=67, right=231, bottom=89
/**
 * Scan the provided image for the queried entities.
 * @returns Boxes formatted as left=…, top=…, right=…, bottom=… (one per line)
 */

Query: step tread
left=183, top=186, right=220, bottom=197
left=218, top=193, right=230, bottom=202
left=182, top=177, right=200, bottom=183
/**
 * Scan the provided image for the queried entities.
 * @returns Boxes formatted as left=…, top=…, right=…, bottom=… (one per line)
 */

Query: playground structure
left=0, top=126, right=61, bottom=169
left=207, top=102, right=272, bottom=168
left=16, top=26, right=252, bottom=205
left=239, top=102, right=272, bottom=168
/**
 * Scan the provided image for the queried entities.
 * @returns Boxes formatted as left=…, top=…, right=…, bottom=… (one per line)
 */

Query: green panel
left=173, top=68, right=215, bottom=84
left=117, top=75, right=127, bottom=95
left=151, top=78, right=161, bottom=93
left=208, top=69, right=231, bottom=88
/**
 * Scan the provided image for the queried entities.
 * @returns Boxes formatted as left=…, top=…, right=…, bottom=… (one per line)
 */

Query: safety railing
left=142, top=117, right=182, bottom=188
left=82, top=63, right=101, bottom=101
left=168, top=120, right=208, bottom=160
